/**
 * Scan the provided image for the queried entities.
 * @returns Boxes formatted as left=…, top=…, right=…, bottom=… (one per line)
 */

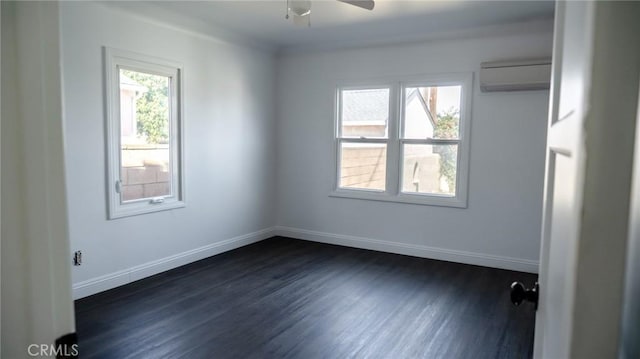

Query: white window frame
left=104, top=47, right=185, bottom=219
left=330, top=72, right=472, bottom=208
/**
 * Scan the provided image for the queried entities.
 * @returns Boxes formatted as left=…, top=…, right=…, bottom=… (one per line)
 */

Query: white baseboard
left=74, top=226, right=538, bottom=299
left=274, top=226, right=539, bottom=273
left=73, top=227, right=276, bottom=299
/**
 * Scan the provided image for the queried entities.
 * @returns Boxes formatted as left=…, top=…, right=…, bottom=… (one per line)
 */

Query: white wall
left=61, top=2, right=551, bottom=298
left=60, top=3, right=277, bottom=298
left=275, top=30, right=553, bottom=272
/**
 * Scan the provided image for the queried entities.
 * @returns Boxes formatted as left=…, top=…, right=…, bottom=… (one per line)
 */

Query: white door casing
left=1, top=1, right=76, bottom=356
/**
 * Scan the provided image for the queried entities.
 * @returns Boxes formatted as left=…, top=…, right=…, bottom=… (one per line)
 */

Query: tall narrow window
left=337, top=87, right=390, bottom=191
left=105, top=48, right=184, bottom=219
left=401, top=85, right=461, bottom=196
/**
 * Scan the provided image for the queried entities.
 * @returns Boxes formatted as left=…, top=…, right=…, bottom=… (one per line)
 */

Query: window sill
left=329, top=189, right=467, bottom=208
left=108, top=200, right=185, bottom=220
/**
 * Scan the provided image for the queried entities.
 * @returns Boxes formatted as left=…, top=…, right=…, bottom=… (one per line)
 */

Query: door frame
left=1, top=1, right=76, bottom=356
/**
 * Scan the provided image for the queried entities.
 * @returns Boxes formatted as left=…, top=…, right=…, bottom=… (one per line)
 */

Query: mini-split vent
left=479, top=58, right=552, bottom=92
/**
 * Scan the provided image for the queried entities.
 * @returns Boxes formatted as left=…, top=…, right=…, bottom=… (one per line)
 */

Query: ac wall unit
left=479, top=58, right=552, bottom=92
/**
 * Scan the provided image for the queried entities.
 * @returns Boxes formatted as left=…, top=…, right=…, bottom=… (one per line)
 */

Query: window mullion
left=386, top=83, right=401, bottom=196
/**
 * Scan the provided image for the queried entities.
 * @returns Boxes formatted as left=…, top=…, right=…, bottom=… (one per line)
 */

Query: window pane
left=119, top=69, right=171, bottom=202
left=339, top=142, right=387, bottom=191
left=402, top=144, right=457, bottom=196
left=403, top=86, right=461, bottom=139
left=341, top=88, right=389, bottom=138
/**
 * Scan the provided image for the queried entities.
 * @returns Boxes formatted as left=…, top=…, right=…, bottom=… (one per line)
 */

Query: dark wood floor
left=75, top=237, right=537, bottom=359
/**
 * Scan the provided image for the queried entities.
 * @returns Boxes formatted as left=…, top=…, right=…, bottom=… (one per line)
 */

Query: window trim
left=104, top=47, right=185, bottom=219
left=330, top=72, right=472, bottom=208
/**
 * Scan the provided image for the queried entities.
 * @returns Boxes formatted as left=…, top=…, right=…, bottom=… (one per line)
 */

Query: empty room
left=2, top=0, right=640, bottom=358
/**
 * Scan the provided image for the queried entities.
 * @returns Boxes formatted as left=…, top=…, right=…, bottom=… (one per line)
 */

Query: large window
left=333, top=74, right=472, bottom=208
left=105, top=48, right=184, bottom=219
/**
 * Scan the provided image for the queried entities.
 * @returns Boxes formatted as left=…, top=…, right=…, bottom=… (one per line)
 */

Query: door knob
left=510, top=281, right=539, bottom=310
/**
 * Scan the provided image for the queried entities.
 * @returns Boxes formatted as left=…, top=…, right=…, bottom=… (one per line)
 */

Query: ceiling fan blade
left=337, top=0, right=375, bottom=11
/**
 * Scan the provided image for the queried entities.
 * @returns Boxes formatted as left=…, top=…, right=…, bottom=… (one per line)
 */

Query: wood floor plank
left=75, top=237, right=537, bottom=358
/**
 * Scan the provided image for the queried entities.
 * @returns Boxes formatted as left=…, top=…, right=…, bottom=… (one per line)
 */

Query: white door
left=533, top=1, right=592, bottom=357
left=533, top=1, right=640, bottom=358
left=619, top=81, right=640, bottom=359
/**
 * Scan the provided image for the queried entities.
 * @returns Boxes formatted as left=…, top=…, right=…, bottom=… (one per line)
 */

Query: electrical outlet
left=73, top=251, right=82, bottom=266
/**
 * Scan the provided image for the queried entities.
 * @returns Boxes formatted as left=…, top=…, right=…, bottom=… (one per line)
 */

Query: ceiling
left=127, top=0, right=556, bottom=51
